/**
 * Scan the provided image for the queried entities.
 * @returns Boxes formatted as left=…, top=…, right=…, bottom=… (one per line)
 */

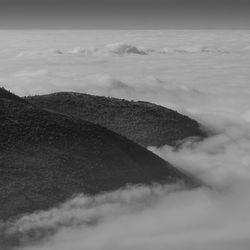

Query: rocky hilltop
left=26, top=92, right=206, bottom=147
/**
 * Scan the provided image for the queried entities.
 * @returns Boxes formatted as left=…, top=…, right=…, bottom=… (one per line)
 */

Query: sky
left=0, top=0, right=250, bottom=29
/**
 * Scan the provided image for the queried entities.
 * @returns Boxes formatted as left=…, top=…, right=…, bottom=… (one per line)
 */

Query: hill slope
left=0, top=88, right=200, bottom=221
left=26, top=92, right=206, bottom=147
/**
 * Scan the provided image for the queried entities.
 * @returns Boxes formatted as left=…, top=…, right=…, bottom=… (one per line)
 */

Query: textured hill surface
left=26, top=92, right=206, bottom=147
left=0, top=88, right=200, bottom=222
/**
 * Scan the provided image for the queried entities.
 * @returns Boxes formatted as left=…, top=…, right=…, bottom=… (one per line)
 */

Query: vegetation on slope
left=0, top=89, right=200, bottom=222
left=26, top=92, right=206, bottom=147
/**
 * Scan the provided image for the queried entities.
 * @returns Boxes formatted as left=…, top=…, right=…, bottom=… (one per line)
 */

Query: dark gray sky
left=0, top=0, right=250, bottom=29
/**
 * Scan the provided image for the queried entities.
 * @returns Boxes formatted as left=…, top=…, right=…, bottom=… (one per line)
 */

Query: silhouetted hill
left=26, top=92, right=206, bottom=147
left=0, top=89, right=200, bottom=222
left=0, top=87, right=28, bottom=104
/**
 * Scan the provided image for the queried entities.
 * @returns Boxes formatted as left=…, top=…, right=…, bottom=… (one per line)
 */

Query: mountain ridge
left=0, top=88, right=201, bottom=222
left=25, top=91, right=206, bottom=147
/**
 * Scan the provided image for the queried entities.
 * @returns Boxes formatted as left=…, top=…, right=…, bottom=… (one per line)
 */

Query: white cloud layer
left=15, top=43, right=230, bottom=58
left=1, top=30, right=250, bottom=250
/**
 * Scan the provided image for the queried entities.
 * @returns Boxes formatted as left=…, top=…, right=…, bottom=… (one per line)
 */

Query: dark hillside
left=0, top=89, right=200, bottom=222
left=26, top=92, right=206, bottom=147
left=0, top=87, right=28, bottom=104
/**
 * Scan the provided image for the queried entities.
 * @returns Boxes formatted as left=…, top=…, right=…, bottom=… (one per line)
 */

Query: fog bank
left=1, top=30, right=250, bottom=250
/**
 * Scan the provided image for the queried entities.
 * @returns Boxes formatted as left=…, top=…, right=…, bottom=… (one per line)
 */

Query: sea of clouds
left=1, top=30, right=250, bottom=250
left=15, top=43, right=230, bottom=57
